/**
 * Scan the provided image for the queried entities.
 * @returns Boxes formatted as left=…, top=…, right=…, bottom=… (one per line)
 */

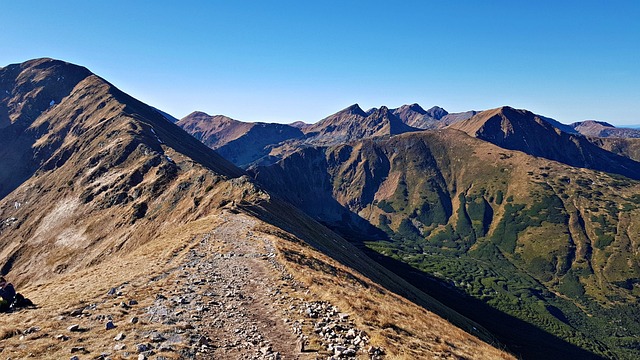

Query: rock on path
left=141, top=213, right=322, bottom=359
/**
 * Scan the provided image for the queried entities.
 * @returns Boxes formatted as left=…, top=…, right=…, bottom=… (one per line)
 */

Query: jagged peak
left=366, top=105, right=397, bottom=119
left=409, top=103, right=425, bottom=111
left=393, top=103, right=426, bottom=114
left=405, top=103, right=426, bottom=113
left=339, top=103, right=367, bottom=117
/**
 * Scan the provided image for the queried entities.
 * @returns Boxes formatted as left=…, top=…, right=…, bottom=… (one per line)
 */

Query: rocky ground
left=0, top=212, right=381, bottom=360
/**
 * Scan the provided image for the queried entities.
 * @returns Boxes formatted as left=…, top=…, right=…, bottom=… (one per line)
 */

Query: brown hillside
left=178, top=111, right=304, bottom=168
left=177, top=111, right=253, bottom=149
left=572, top=120, right=640, bottom=138
left=449, top=106, right=640, bottom=180
left=587, top=137, right=640, bottom=162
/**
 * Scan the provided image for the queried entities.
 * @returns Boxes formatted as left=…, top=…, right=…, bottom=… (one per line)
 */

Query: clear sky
left=1, top=1, right=639, bottom=125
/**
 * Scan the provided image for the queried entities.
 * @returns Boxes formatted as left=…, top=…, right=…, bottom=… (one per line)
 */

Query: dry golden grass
left=0, top=215, right=222, bottom=359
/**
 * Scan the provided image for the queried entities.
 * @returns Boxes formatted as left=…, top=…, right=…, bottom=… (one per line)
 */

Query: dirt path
left=142, top=212, right=314, bottom=359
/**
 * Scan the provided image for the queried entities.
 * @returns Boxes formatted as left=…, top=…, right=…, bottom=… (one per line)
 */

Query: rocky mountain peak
left=0, top=58, right=93, bottom=128
left=404, top=103, right=426, bottom=114
left=184, top=110, right=212, bottom=118
left=341, top=103, right=367, bottom=117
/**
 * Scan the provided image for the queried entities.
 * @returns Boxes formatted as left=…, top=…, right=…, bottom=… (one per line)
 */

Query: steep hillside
left=177, top=111, right=304, bottom=168
left=177, top=111, right=252, bottom=148
left=572, top=120, right=640, bottom=138
left=0, top=58, right=243, bottom=285
left=0, top=59, right=513, bottom=359
left=449, top=106, right=640, bottom=180
left=252, top=128, right=640, bottom=359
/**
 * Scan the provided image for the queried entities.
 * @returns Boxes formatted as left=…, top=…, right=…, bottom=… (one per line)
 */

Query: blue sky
left=1, top=1, right=639, bottom=125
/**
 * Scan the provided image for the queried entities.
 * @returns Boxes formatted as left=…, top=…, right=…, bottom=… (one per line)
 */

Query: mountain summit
left=303, top=104, right=419, bottom=145
left=177, top=111, right=304, bottom=168
left=449, top=106, right=640, bottom=180
left=0, top=58, right=244, bottom=282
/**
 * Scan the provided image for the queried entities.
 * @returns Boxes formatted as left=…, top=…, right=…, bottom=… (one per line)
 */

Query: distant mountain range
left=4, top=57, right=640, bottom=359
left=178, top=103, right=640, bottom=177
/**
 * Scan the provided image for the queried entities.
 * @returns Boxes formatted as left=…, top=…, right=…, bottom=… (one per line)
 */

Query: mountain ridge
left=448, top=106, right=640, bottom=180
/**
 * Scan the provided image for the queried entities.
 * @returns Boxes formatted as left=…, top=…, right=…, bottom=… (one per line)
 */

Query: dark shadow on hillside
left=0, top=125, right=39, bottom=200
left=355, top=243, right=608, bottom=360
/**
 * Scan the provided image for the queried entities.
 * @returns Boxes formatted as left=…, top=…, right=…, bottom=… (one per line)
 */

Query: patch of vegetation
left=376, top=199, right=394, bottom=213
left=396, top=218, right=422, bottom=242
left=466, top=193, right=493, bottom=237
left=558, top=270, right=586, bottom=299
left=455, top=193, right=475, bottom=245
left=491, top=193, right=568, bottom=253
left=495, top=190, right=504, bottom=205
